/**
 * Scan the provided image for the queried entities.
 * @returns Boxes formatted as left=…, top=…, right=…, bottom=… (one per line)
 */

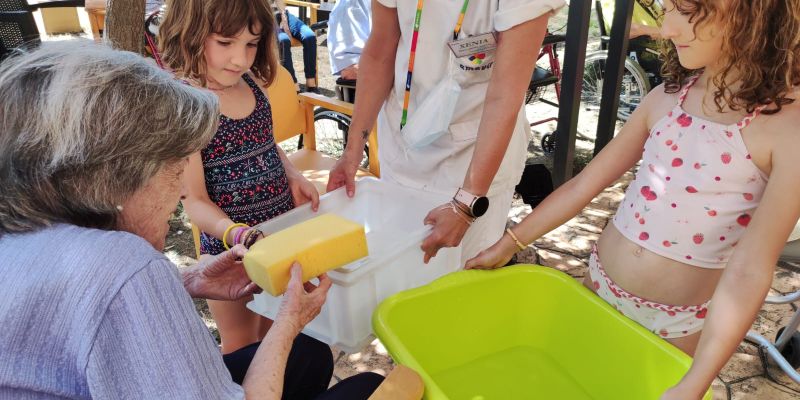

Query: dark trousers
left=277, top=12, right=317, bottom=82
left=222, top=334, right=383, bottom=400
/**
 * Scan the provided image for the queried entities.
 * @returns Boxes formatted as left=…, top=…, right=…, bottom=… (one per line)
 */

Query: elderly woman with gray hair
left=0, top=41, right=383, bottom=399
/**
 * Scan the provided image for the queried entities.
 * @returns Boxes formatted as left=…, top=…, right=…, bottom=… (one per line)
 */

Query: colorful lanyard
left=400, top=0, right=470, bottom=130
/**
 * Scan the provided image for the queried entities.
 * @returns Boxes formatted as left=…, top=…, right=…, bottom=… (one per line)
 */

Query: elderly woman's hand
left=182, top=245, right=261, bottom=300
left=274, top=263, right=332, bottom=335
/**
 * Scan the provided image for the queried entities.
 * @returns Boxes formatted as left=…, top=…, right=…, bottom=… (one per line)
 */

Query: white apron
left=376, top=0, right=565, bottom=261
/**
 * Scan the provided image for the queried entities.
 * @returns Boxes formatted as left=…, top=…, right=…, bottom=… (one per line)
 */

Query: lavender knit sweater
left=0, top=224, right=244, bottom=399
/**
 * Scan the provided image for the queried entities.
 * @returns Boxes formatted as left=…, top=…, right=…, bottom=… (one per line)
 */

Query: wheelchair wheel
left=302, top=108, right=369, bottom=168
left=579, top=50, right=651, bottom=137
left=541, top=133, right=556, bottom=154
left=775, top=326, right=800, bottom=369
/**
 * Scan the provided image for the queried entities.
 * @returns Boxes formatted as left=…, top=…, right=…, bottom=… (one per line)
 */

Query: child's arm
left=277, top=146, right=320, bottom=211
left=663, top=122, right=800, bottom=400
left=249, top=74, right=320, bottom=211
left=465, top=90, right=659, bottom=269
left=182, top=152, right=241, bottom=246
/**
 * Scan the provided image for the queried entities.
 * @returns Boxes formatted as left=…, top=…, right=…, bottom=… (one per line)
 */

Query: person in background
left=275, top=0, right=320, bottom=92
left=600, top=0, right=664, bottom=39
left=599, top=0, right=665, bottom=88
left=327, top=0, right=371, bottom=81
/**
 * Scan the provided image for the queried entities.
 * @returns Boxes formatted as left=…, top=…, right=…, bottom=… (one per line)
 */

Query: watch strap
left=454, top=188, right=477, bottom=209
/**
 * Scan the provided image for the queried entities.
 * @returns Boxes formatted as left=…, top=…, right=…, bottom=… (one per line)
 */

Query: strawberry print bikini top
left=612, top=75, right=769, bottom=269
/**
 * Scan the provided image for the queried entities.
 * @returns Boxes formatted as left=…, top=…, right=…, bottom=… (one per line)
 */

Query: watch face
left=472, top=196, right=489, bottom=217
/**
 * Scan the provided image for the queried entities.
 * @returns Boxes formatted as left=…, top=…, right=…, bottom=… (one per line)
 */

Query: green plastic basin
left=372, top=265, right=713, bottom=400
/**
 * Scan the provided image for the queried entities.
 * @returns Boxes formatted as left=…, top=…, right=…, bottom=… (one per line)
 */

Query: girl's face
left=203, top=25, right=261, bottom=88
left=661, top=0, right=725, bottom=70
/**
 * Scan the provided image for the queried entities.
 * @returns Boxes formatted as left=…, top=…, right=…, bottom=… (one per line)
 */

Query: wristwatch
left=453, top=188, right=489, bottom=218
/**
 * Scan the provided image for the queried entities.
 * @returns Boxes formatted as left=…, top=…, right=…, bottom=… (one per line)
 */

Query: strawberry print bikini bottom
left=588, top=245, right=710, bottom=339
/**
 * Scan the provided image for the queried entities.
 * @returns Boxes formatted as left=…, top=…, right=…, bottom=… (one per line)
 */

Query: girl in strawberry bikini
left=467, top=1, right=800, bottom=399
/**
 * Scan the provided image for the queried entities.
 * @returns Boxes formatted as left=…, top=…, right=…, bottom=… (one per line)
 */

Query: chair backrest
left=0, top=0, right=39, bottom=61
left=266, top=66, right=308, bottom=143
left=0, top=0, right=30, bottom=12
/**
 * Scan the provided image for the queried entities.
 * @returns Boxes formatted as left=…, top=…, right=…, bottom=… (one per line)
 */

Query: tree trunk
left=105, top=0, right=145, bottom=54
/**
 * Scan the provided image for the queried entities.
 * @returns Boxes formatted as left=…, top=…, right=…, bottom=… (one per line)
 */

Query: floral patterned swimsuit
left=199, top=74, right=294, bottom=255
left=614, top=74, right=768, bottom=268
left=590, top=75, right=768, bottom=338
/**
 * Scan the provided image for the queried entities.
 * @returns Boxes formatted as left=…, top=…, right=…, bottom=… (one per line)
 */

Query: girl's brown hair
left=661, top=0, right=800, bottom=114
left=158, top=0, right=278, bottom=87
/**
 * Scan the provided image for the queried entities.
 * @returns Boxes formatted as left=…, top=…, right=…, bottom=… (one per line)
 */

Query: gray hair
left=0, top=40, right=219, bottom=235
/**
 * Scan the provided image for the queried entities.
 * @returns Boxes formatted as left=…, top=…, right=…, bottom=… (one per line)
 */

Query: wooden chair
left=1, top=0, right=87, bottom=60
left=83, top=0, right=169, bottom=42
left=270, top=66, right=379, bottom=189
left=83, top=0, right=103, bottom=40
left=190, top=65, right=379, bottom=257
left=84, top=0, right=320, bottom=43
left=285, top=0, right=320, bottom=26
left=279, top=0, right=321, bottom=83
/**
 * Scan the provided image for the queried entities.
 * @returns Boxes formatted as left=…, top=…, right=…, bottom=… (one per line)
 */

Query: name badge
left=447, top=32, right=497, bottom=58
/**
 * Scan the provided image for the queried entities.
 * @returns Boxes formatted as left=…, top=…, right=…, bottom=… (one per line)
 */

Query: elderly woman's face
left=118, top=159, right=188, bottom=251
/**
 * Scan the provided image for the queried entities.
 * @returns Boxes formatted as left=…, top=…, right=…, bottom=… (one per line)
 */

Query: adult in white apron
left=328, top=0, right=565, bottom=264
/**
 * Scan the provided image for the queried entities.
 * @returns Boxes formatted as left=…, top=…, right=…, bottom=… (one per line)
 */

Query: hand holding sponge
left=243, top=214, right=369, bottom=296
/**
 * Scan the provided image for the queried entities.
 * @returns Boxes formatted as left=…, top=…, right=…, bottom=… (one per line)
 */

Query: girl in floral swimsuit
left=159, top=0, right=320, bottom=354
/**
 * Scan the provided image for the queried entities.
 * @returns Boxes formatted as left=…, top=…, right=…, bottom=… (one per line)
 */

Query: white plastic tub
left=247, top=177, right=462, bottom=353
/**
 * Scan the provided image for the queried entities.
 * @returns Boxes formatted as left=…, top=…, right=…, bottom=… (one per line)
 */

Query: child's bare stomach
left=596, top=223, right=723, bottom=306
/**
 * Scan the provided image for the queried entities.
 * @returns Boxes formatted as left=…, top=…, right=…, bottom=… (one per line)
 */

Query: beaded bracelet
left=222, top=223, right=249, bottom=250
left=242, top=227, right=264, bottom=249
left=505, top=228, right=527, bottom=252
left=241, top=228, right=256, bottom=249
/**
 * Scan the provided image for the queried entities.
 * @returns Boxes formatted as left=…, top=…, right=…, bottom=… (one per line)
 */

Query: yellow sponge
left=243, top=214, right=368, bottom=296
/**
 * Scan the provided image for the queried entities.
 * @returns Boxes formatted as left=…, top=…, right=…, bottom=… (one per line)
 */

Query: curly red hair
left=660, top=0, right=800, bottom=114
